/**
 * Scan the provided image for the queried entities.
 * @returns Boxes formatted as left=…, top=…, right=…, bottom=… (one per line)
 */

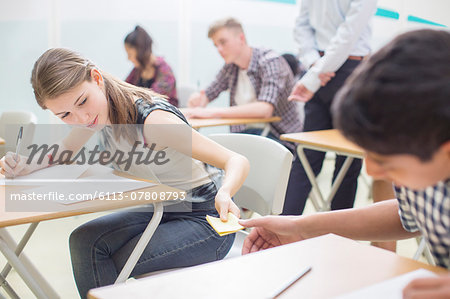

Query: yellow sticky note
left=206, top=212, right=244, bottom=236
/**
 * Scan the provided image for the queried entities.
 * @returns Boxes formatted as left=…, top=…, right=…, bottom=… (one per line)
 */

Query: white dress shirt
left=294, top=0, right=377, bottom=93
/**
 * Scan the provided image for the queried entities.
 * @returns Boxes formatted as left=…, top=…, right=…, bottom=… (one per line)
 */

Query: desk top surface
left=186, top=116, right=281, bottom=129
left=0, top=168, right=180, bottom=227
left=281, top=129, right=364, bottom=157
left=88, top=234, right=446, bottom=299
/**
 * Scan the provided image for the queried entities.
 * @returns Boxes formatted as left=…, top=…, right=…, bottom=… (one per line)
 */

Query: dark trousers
left=282, top=59, right=363, bottom=215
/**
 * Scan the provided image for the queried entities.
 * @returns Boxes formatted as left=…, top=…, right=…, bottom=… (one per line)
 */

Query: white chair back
left=0, top=111, right=38, bottom=156
left=208, top=133, right=293, bottom=216
left=208, top=133, right=293, bottom=259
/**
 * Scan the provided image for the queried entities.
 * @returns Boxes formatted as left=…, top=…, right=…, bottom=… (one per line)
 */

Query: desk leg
left=414, top=237, right=435, bottom=265
left=115, top=202, right=164, bottom=284
left=0, top=226, right=59, bottom=299
left=0, top=285, right=8, bottom=299
left=0, top=238, right=48, bottom=298
left=0, top=271, right=19, bottom=299
left=322, top=157, right=354, bottom=211
left=296, top=146, right=326, bottom=211
left=0, top=223, right=38, bottom=299
left=1, top=223, right=38, bottom=279
left=260, top=124, right=270, bottom=137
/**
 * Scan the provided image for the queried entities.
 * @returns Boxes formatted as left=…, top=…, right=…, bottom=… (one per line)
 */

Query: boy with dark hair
left=240, top=29, right=450, bottom=297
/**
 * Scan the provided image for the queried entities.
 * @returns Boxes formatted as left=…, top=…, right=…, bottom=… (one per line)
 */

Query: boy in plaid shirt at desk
left=185, top=17, right=303, bottom=207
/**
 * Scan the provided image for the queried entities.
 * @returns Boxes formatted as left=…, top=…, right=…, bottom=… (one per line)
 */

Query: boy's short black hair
left=333, top=29, right=450, bottom=161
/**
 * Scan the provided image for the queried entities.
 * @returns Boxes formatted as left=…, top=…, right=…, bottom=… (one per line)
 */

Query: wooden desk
left=281, top=129, right=364, bottom=211
left=88, top=234, right=446, bottom=299
left=187, top=116, right=281, bottom=130
left=179, top=108, right=281, bottom=137
left=0, top=137, right=5, bottom=145
left=0, top=166, right=181, bottom=299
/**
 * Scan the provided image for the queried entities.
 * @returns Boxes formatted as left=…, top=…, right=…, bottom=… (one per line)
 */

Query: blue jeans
left=69, top=182, right=234, bottom=299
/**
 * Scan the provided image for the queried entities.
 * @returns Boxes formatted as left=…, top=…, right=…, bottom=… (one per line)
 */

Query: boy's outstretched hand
left=239, top=216, right=305, bottom=254
left=403, top=275, right=450, bottom=299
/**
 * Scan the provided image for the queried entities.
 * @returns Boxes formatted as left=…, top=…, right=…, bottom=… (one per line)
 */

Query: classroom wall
left=1, top=0, right=449, bottom=123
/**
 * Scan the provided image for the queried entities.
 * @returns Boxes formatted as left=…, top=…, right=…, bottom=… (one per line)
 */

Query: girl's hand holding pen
left=0, top=152, right=30, bottom=178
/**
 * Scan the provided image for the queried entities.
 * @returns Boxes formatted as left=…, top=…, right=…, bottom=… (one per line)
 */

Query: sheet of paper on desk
left=206, top=212, right=244, bottom=236
left=1, top=164, right=90, bottom=185
left=22, top=171, right=156, bottom=205
left=333, top=269, right=437, bottom=299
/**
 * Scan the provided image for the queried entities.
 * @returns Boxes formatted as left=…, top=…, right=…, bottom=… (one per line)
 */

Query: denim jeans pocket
left=216, top=233, right=235, bottom=259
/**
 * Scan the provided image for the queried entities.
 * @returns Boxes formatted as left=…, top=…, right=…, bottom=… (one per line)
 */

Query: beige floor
left=0, top=154, right=426, bottom=299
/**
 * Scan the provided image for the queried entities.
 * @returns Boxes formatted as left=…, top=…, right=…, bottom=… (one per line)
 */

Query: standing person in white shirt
left=283, top=0, right=378, bottom=216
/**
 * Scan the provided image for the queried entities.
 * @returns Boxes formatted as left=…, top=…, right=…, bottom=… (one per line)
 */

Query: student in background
left=284, top=0, right=378, bottom=215
left=240, top=29, right=450, bottom=298
left=185, top=17, right=304, bottom=208
left=0, top=48, right=249, bottom=298
left=185, top=18, right=302, bottom=141
left=125, top=25, right=179, bottom=107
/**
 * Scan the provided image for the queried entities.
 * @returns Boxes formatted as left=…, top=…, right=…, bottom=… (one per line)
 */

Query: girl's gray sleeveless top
left=99, top=98, right=218, bottom=198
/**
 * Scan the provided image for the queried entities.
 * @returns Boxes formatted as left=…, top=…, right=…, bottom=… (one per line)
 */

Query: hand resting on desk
left=403, top=274, right=450, bottom=299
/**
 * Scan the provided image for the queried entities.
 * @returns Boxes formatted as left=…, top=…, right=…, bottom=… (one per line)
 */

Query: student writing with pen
left=240, top=29, right=450, bottom=298
left=0, top=48, right=249, bottom=298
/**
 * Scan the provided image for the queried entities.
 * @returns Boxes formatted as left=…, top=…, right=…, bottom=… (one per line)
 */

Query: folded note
left=206, top=212, right=244, bottom=236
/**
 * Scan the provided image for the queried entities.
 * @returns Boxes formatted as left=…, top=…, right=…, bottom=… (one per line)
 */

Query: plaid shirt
left=395, top=179, right=450, bottom=269
left=205, top=47, right=303, bottom=150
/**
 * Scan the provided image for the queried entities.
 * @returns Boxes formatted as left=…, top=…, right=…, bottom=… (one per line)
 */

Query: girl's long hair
left=31, top=48, right=164, bottom=141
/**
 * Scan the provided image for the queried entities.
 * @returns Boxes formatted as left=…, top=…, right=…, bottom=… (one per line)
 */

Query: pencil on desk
left=270, top=266, right=312, bottom=298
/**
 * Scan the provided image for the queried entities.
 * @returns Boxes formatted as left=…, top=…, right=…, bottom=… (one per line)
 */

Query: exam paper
left=1, top=164, right=91, bottom=185
left=333, top=269, right=438, bottom=299
left=21, top=171, right=156, bottom=205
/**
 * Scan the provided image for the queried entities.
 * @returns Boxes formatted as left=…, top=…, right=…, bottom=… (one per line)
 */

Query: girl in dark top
left=125, top=25, right=179, bottom=107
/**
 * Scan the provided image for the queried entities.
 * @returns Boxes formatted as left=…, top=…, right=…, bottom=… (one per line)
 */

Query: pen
left=15, top=126, right=23, bottom=162
left=270, top=266, right=312, bottom=298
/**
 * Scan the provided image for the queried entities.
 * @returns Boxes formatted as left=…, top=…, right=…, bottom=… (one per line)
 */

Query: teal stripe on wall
left=250, top=2, right=447, bottom=28
left=375, top=8, right=399, bottom=20
left=251, top=0, right=296, bottom=4
left=407, top=15, right=447, bottom=27
left=374, top=8, right=446, bottom=28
